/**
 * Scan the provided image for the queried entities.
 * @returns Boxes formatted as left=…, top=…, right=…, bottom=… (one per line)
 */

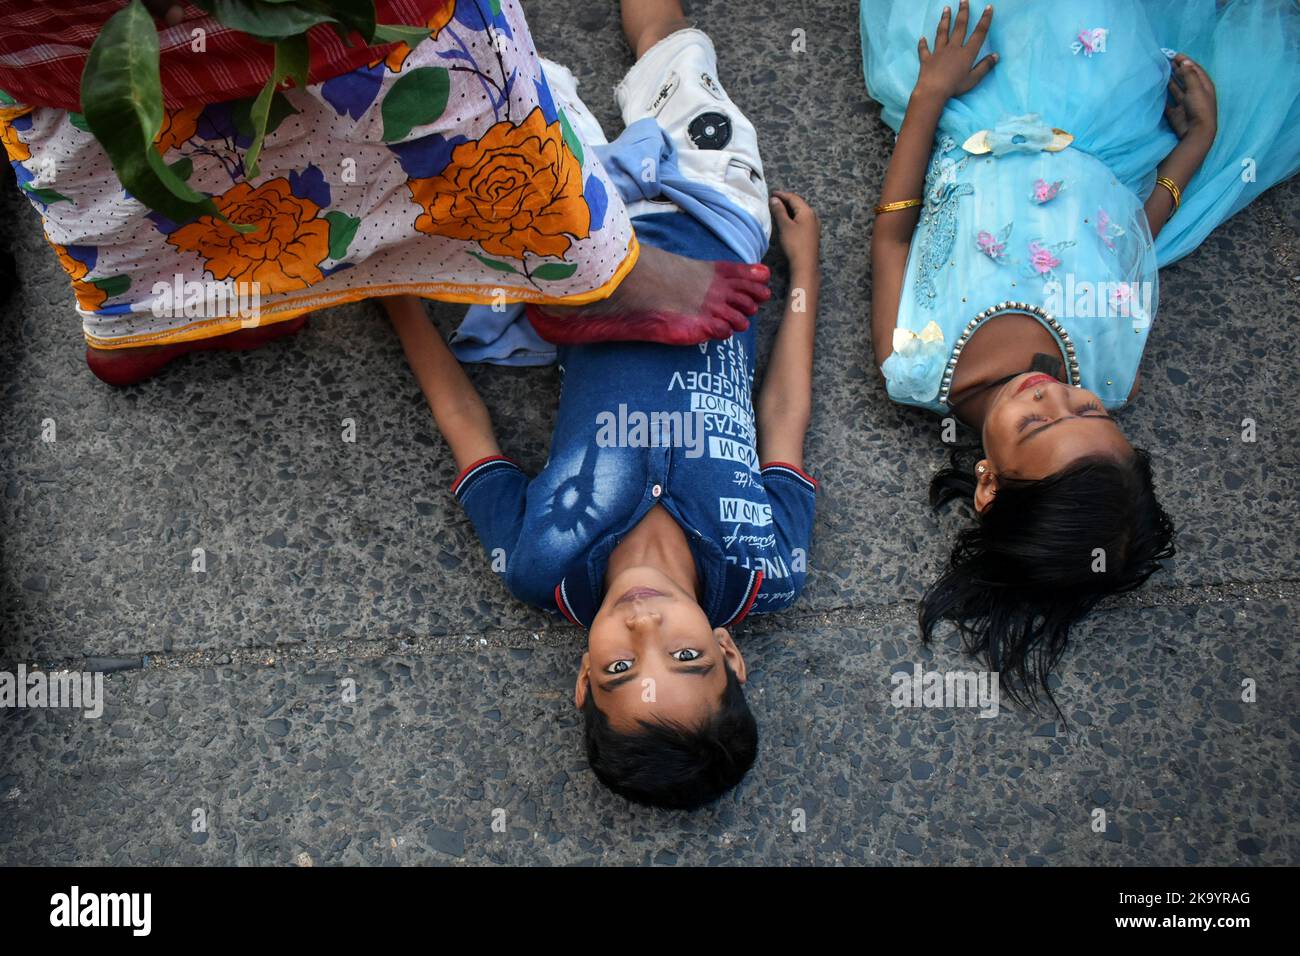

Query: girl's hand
left=770, top=191, right=821, bottom=276
left=915, top=1, right=997, bottom=102
left=1166, top=53, right=1217, bottom=145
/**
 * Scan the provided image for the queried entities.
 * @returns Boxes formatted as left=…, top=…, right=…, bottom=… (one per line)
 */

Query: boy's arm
left=870, top=1, right=996, bottom=367
left=383, top=295, right=501, bottom=471
left=757, top=191, right=819, bottom=469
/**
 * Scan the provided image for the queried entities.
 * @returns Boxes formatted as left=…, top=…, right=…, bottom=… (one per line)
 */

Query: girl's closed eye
left=1017, top=413, right=1048, bottom=432
left=1076, top=401, right=1107, bottom=416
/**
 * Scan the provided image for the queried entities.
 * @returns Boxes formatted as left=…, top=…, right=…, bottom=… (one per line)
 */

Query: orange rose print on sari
left=47, top=239, right=127, bottom=311
left=0, top=103, right=31, bottom=162
left=154, top=105, right=202, bottom=155
left=383, top=0, right=457, bottom=73
left=407, top=106, right=589, bottom=261
left=52, top=243, right=105, bottom=310
left=167, top=178, right=331, bottom=293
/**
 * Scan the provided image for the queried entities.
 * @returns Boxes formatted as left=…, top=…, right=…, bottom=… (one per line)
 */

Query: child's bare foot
left=525, top=245, right=771, bottom=346
left=85, top=315, right=308, bottom=387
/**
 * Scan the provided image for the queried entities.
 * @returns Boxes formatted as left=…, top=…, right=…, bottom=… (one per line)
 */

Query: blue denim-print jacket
left=450, top=213, right=817, bottom=629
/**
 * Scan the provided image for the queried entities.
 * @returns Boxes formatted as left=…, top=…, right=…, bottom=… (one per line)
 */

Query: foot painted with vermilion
left=526, top=245, right=771, bottom=346
left=85, top=316, right=309, bottom=387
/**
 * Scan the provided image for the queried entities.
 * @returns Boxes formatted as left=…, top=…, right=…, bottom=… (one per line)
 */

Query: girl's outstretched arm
left=870, top=1, right=996, bottom=369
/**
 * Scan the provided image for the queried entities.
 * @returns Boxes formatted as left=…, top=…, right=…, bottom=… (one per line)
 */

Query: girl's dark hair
left=921, top=447, right=1175, bottom=711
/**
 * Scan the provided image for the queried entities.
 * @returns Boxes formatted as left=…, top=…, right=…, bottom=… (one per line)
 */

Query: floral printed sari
left=0, top=0, right=637, bottom=349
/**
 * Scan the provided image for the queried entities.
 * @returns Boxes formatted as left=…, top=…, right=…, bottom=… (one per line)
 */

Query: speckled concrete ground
left=1, top=0, right=1297, bottom=865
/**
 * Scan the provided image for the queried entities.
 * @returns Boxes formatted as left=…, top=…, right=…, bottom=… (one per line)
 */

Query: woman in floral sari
left=0, top=0, right=768, bottom=384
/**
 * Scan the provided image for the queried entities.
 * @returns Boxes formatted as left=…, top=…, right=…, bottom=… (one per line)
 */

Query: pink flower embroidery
left=1096, top=207, right=1125, bottom=249
left=1072, top=28, right=1107, bottom=56
left=1032, top=179, right=1063, bottom=204
left=976, top=223, right=1012, bottom=262
left=1028, top=241, right=1061, bottom=275
left=977, top=230, right=1005, bottom=260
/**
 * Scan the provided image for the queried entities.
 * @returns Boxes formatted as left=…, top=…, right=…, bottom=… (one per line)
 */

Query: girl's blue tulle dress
left=861, top=0, right=1300, bottom=413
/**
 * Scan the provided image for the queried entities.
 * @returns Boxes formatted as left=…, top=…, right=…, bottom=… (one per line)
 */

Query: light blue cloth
left=448, top=310, right=557, bottom=367
left=862, top=0, right=1300, bottom=412
left=452, top=117, right=767, bottom=365
left=592, top=118, right=767, bottom=264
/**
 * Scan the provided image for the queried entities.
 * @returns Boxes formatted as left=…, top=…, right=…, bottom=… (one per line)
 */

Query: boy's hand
left=914, top=1, right=996, bottom=102
left=770, top=190, right=820, bottom=276
left=1166, top=53, right=1217, bottom=145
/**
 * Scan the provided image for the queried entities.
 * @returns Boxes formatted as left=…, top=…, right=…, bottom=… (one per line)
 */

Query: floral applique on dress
left=1096, top=207, right=1125, bottom=250
left=1031, top=178, right=1064, bottom=204
left=1072, top=28, right=1107, bottom=56
left=976, top=223, right=1012, bottom=262
left=1111, top=281, right=1152, bottom=331
left=1023, top=238, right=1075, bottom=282
left=882, top=320, right=947, bottom=403
left=913, top=136, right=972, bottom=308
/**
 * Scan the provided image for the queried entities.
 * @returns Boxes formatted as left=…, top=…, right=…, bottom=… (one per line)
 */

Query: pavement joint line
left=3, top=579, right=1292, bottom=675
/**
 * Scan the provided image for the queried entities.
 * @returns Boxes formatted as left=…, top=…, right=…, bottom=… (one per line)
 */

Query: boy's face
left=574, top=567, right=746, bottom=732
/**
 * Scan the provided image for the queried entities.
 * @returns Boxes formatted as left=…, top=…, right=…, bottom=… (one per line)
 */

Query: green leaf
left=145, top=145, right=207, bottom=203
left=265, top=91, right=300, bottom=135
left=381, top=67, right=450, bottom=142
left=90, top=275, right=132, bottom=298
left=468, top=251, right=518, bottom=274
left=0, top=89, right=15, bottom=106
left=20, top=183, right=72, bottom=205
left=277, top=31, right=310, bottom=89
left=322, top=0, right=377, bottom=43
left=190, top=0, right=337, bottom=41
left=372, top=23, right=434, bottom=45
left=232, top=90, right=298, bottom=140
left=531, top=262, right=578, bottom=281
left=243, top=36, right=306, bottom=179
left=324, top=211, right=361, bottom=260
left=558, top=109, right=583, bottom=166
left=80, top=0, right=228, bottom=228
left=169, top=157, right=194, bottom=182
left=490, top=0, right=502, bottom=15
left=68, top=112, right=92, bottom=132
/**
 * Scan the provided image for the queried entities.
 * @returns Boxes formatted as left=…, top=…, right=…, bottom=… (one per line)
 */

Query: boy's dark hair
left=921, top=447, right=1175, bottom=712
left=581, top=662, right=757, bottom=810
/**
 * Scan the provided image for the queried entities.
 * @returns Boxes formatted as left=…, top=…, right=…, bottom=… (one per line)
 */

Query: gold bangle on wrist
left=874, top=197, right=923, bottom=215
left=1156, top=176, right=1182, bottom=212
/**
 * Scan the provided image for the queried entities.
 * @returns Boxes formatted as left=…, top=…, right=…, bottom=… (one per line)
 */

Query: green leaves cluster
left=80, top=0, right=434, bottom=231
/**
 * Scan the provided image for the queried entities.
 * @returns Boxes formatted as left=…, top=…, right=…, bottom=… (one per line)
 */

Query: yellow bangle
left=874, top=198, right=923, bottom=215
left=1156, top=176, right=1182, bottom=212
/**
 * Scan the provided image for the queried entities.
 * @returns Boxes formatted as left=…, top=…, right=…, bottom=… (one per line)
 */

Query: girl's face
left=976, top=373, right=1132, bottom=509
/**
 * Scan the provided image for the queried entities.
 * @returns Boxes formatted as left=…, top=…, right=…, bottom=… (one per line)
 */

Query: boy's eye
left=605, top=660, right=632, bottom=674
left=672, top=649, right=702, bottom=662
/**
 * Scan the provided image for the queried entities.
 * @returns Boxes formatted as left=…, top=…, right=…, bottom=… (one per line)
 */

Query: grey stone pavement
left=1, top=1, right=1298, bottom=866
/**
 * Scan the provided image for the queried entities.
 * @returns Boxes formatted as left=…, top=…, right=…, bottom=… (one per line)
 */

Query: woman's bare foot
left=85, top=315, right=309, bottom=387
left=525, top=245, right=771, bottom=346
